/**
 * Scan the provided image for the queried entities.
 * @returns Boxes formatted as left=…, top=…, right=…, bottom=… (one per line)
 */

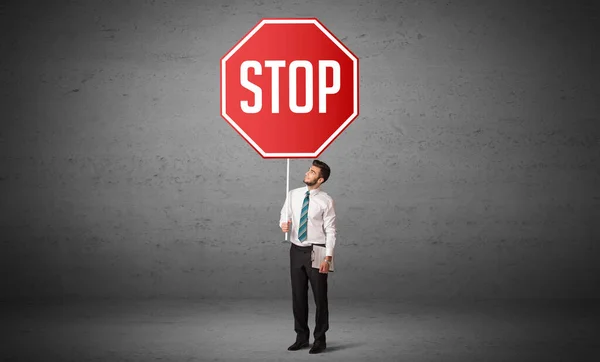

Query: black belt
left=291, top=243, right=325, bottom=250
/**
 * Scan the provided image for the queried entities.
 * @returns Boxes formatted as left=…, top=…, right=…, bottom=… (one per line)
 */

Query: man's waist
left=291, top=242, right=326, bottom=250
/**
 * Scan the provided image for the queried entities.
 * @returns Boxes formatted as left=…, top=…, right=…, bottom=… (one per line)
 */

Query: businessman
left=279, top=159, right=336, bottom=354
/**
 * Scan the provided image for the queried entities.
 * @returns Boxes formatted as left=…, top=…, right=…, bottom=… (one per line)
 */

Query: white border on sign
left=221, top=18, right=359, bottom=158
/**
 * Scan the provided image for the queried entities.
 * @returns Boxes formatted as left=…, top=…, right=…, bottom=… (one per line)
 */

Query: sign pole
left=284, top=158, right=290, bottom=242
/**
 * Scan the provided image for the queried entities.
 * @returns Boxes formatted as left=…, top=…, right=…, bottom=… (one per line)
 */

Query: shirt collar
left=304, top=186, right=320, bottom=196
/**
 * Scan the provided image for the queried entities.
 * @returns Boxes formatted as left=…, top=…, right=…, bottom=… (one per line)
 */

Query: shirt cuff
left=326, top=247, right=334, bottom=258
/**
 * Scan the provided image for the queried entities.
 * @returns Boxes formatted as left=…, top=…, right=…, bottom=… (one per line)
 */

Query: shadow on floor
left=324, top=342, right=364, bottom=352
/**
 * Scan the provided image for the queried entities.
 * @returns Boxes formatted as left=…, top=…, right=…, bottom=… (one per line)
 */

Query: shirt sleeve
left=279, top=190, right=293, bottom=226
left=323, top=198, right=337, bottom=257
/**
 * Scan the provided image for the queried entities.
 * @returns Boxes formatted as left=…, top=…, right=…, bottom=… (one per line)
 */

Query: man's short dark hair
left=313, top=160, right=331, bottom=183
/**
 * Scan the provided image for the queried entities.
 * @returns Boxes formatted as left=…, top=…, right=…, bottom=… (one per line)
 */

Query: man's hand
left=319, top=260, right=330, bottom=274
left=280, top=220, right=291, bottom=233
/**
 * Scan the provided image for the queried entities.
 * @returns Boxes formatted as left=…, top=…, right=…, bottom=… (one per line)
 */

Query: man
left=279, top=159, right=336, bottom=354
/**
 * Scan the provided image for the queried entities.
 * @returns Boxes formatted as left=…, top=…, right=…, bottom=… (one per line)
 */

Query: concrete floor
left=2, top=298, right=599, bottom=361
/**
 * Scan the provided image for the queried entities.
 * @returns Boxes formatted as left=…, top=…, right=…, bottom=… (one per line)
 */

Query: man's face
left=303, top=165, right=322, bottom=187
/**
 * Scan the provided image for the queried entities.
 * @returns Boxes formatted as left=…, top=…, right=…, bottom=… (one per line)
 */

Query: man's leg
left=309, top=266, right=329, bottom=343
left=290, top=245, right=310, bottom=342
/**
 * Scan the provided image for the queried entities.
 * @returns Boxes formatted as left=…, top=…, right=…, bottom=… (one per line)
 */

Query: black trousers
left=289, top=243, right=329, bottom=343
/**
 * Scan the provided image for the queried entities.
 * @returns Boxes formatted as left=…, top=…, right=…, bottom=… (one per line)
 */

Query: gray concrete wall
left=2, top=0, right=599, bottom=301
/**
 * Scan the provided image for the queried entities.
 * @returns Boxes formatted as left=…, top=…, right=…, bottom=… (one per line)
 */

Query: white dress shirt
left=279, top=186, right=337, bottom=257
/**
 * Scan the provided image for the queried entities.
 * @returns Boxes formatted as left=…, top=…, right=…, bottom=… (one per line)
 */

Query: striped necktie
left=298, top=191, right=310, bottom=242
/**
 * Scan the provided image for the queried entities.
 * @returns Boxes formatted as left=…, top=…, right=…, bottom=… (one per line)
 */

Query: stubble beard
left=304, top=178, right=317, bottom=187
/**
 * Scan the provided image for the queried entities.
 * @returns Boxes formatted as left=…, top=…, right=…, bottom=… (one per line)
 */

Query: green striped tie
left=298, top=191, right=310, bottom=242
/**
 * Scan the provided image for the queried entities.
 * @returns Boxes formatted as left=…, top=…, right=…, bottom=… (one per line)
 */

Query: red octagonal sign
left=221, top=18, right=359, bottom=158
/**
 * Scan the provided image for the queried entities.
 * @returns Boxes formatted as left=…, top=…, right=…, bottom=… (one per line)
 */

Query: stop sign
left=220, top=18, right=359, bottom=158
